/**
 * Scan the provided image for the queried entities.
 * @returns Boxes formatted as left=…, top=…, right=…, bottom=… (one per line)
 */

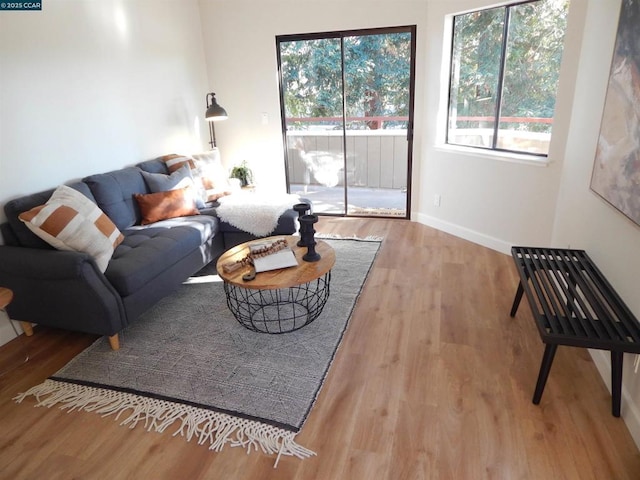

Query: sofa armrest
left=0, top=246, right=98, bottom=279
left=0, top=246, right=128, bottom=336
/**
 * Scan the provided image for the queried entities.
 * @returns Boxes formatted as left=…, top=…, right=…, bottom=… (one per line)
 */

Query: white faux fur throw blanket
left=216, top=192, right=300, bottom=237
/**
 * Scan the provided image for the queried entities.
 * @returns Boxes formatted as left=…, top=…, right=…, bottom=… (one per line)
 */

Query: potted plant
left=229, top=160, right=254, bottom=187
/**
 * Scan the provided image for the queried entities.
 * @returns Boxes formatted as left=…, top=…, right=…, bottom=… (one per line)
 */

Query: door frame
left=276, top=25, right=417, bottom=219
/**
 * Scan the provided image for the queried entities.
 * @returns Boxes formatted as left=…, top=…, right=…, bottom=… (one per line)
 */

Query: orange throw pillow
left=134, top=187, right=199, bottom=225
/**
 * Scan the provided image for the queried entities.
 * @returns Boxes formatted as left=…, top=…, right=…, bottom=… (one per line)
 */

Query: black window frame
left=275, top=25, right=417, bottom=218
left=445, top=0, right=567, bottom=158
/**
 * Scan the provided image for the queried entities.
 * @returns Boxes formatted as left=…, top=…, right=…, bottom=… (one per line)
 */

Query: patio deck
left=290, top=183, right=407, bottom=217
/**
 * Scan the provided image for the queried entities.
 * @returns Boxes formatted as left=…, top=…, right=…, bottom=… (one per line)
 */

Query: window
left=447, top=0, right=569, bottom=156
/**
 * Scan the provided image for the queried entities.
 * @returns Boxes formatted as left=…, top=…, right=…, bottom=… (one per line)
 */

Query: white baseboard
left=590, top=349, right=640, bottom=450
left=413, top=212, right=512, bottom=255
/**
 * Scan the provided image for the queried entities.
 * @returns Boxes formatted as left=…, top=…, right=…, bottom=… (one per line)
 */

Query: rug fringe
left=15, top=380, right=315, bottom=467
left=316, top=233, right=383, bottom=242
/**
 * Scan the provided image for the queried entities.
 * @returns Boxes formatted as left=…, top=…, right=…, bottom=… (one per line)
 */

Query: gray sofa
left=0, top=160, right=301, bottom=349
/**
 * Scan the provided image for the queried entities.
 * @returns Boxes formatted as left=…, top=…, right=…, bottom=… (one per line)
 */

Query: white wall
left=198, top=0, right=584, bottom=253
left=197, top=0, right=427, bottom=194
left=0, top=0, right=210, bottom=343
left=416, top=0, right=585, bottom=254
left=552, top=0, right=640, bottom=446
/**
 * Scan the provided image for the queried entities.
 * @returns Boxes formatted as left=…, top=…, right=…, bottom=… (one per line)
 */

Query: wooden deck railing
left=285, top=116, right=552, bottom=188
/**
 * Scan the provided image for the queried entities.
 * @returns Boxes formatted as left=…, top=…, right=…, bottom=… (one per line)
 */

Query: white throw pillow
left=161, top=150, right=231, bottom=205
left=18, top=185, right=124, bottom=272
left=192, top=149, right=234, bottom=202
left=192, top=149, right=232, bottom=191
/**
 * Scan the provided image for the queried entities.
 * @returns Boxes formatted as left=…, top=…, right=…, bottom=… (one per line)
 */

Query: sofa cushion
left=83, top=167, right=148, bottom=230
left=18, top=185, right=124, bottom=272
left=3, top=182, right=97, bottom=249
left=134, top=188, right=200, bottom=225
left=105, top=215, right=218, bottom=296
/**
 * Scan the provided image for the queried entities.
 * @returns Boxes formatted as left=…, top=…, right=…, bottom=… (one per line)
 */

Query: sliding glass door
left=277, top=26, right=416, bottom=217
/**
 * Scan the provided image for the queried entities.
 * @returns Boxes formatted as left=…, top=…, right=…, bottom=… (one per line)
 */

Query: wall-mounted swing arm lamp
left=205, top=92, right=228, bottom=149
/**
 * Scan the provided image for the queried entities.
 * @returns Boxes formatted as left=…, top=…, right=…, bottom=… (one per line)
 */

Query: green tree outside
left=280, top=32, right=411, bottom=130
left=450, top=0, right=569, bottom=134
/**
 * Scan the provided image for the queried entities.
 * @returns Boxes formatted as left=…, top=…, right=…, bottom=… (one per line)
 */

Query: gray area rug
left=16, top=238, right=380, bottom=463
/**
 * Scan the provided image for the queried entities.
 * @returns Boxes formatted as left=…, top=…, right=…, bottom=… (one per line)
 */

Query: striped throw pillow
left=18, top=185, right=124, bottom=272
left=161, top=154, right=196, bottom=173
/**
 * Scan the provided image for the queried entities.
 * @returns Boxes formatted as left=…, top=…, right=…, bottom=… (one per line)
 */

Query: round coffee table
left=216, top=236, right=335, bottom=333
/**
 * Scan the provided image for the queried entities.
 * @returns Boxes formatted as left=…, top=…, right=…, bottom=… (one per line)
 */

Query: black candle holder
left=300, top=214, right=320, bottom=262
left=293, top=202, right=311, bottom=246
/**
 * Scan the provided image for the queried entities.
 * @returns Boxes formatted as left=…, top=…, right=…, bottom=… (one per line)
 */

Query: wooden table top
left=216, top=236, right=335, bottom=290
left=0, top=287, right=13, bottom=310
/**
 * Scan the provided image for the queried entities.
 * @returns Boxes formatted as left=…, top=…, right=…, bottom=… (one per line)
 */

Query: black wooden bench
left=510, top=246, right=640, bottom=417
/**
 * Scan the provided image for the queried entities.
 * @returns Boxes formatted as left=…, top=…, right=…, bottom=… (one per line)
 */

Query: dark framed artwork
left=590, top=0, right=640, bottom=227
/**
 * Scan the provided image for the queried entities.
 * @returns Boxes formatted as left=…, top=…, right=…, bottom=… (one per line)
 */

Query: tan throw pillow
left=134, top=187, right=200, bottom=225
left=18, top=185, right=124, bottom=272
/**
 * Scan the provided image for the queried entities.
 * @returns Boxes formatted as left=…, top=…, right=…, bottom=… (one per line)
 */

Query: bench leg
left=611, top=351, right=623, bottom=417
left=510, top=281, right=524, bottom=317
left=533, top=343, right=557, bottom=405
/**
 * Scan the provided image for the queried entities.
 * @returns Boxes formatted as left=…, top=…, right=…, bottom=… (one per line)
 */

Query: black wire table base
left=223, top=271, right=332, bottom=333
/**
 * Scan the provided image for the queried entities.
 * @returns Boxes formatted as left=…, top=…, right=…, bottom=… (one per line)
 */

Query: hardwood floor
left=1, top=218, right=639, bottom=479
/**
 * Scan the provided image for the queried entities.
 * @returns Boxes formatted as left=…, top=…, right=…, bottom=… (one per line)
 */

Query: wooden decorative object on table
left=300, top=214, right=321, bottom=262
left=293, top=203, right=310, bottom=246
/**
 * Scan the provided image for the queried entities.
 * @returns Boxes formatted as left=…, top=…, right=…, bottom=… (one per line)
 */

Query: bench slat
left=531, top=248, right=591, bottom=337
left=558, top=249, right=622, bottom=341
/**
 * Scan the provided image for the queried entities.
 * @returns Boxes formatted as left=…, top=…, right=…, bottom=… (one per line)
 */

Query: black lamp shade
left=206, top=93, right=228, bottom=122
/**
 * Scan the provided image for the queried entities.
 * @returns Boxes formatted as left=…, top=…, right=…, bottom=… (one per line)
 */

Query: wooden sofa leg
left=108, top=334, right=120, bottom=351
left=19, top=321, right=34, bottom=336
